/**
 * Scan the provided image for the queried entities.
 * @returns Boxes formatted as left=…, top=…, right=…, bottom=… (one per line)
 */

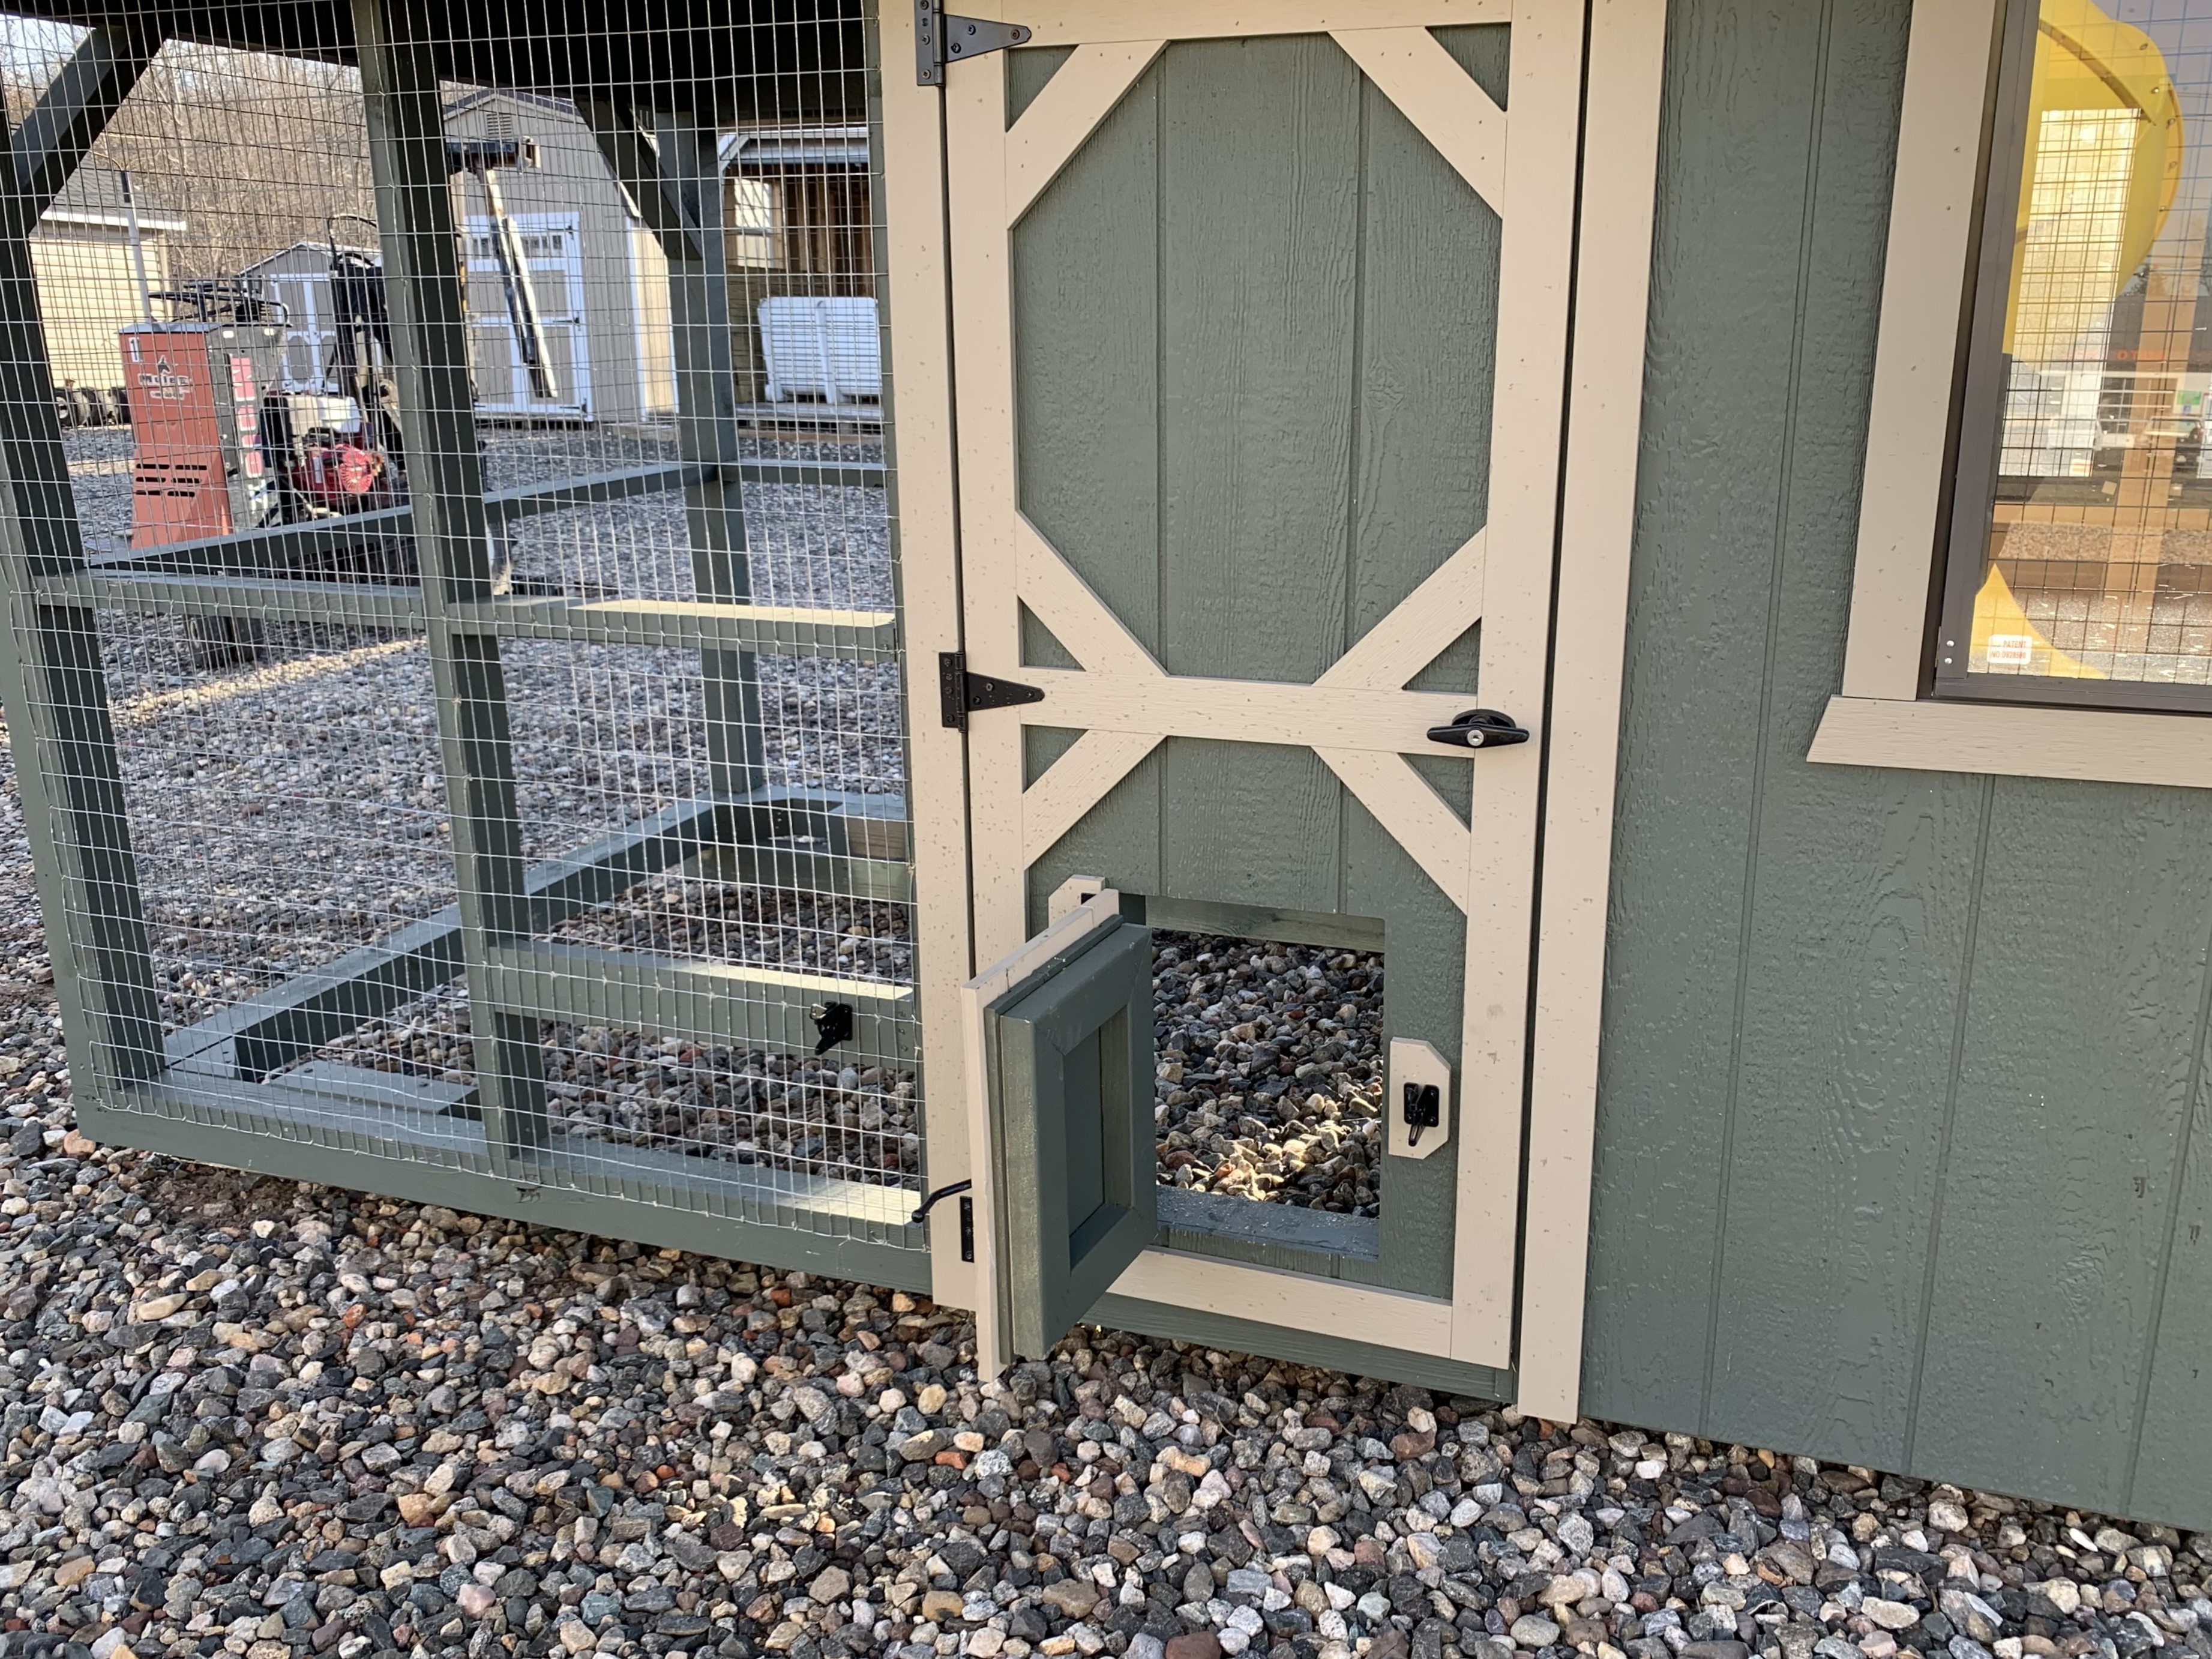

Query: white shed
left=239, top=239, right=382, bottom=394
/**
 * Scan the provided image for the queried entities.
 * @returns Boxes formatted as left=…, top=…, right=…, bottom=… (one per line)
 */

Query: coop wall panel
left=1, top=0, right=923, bottom=1296
left=1587, top=0, right=2212, bottom=1528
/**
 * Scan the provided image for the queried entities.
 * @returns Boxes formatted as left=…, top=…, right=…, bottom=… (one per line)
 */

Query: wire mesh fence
left=0, top=0, right=921, bottom=1269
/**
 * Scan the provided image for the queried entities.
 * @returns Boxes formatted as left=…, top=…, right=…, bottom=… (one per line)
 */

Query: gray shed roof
left=40, top=168, right=187, bottom=235
left=240, top=240, right=382, bottom=276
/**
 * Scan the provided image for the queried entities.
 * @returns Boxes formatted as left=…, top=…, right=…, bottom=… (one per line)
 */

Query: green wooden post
left=579, top=96, right=763, bottom=811
left=355, top=0, right=548, bottom=1160
left=0, top=27, right=163, bottom=1095
left=658, top=110, right=764, bottom=808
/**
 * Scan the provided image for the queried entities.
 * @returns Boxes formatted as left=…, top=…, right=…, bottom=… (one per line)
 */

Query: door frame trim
left=879, top=8, right=985, bottom=1309
left=883, top=0, right=1670, bottom=1421
left=940, top=0, right=1588, bottom=1373
left=1515, top=0, right=1670, bottom=1420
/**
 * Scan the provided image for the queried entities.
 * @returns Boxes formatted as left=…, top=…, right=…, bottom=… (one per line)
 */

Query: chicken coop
left=10, top=0, right=2212, bottom=1537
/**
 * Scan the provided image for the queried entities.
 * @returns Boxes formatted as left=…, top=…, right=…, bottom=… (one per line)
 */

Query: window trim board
left=1811, top=0, right=2212, bottom=786
left=1810, top=694, right=2212, bottom=788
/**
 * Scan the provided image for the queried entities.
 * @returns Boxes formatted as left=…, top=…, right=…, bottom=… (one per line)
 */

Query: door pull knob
left=1425, top=708, right=1529, bottom=749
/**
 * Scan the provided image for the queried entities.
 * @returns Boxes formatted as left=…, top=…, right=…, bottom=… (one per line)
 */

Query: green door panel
left=986, top=919, right=1159, bottom=1357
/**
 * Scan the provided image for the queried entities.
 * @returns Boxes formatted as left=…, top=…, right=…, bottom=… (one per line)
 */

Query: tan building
left=721, top=124, right=878, bottom=409
left=32, top=167, right=181, bottom=395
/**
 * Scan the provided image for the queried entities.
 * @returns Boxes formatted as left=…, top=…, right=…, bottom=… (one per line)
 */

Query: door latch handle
left=1404, top=1082, right=1441, bottom=1147
left=1425, top=708, right=1530, bottom=749
left=808, top=1001, right=855, bottom=1055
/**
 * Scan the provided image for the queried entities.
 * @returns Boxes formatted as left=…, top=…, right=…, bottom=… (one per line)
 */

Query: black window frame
left=1931, top=0, right=2212, bottom=715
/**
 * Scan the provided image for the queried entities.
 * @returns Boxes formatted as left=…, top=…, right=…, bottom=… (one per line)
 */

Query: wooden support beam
left=357, top=0, right=549, bottom=1162
left=476, top=940, right=919, bottom=1062
left=0, top=58, right=162, bottom=1089
left=5, top=22, right=158, bottom=223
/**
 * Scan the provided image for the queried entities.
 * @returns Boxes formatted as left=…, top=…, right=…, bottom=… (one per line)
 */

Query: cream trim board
left=1105, top=1248, right=1456, bottom=1355
left=1836, top=0, right=1999, bottom=707
left=1444, top=0, right=1585, bottom=1370
left=1024, top=669, right=1475, bottom=756
left=1329, top=29, right=1508, bottom=212
left=1021, top=730, right=1164, bottom=860
left=1320, top=529, right=1486, bottom=691
left=879, top=0, right=985, bottom=1316
left=1814, top=0, right=2212, bottom=784
left=1513, top=0, right=1668, bottom=1420
left=1811, top=696, right=2212, bottom=788
left=1014, top=517, right=1161, bottom=678
left=1316, top=748, right=1474, bottom=904
left=997, top=0, right=1513, bottom=49
left=1005, top=42, right=1167, bottom=226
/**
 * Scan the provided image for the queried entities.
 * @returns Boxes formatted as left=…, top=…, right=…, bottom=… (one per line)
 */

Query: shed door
left=943, top=4, right=1584, bottom=1369
left=466, top=211, right=591, bottom=418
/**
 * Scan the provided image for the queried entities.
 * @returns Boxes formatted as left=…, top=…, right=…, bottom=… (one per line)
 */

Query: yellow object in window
left=2003, top=0, right=2183, bottom=361
left=1968, top=564, right=2107, bottom=678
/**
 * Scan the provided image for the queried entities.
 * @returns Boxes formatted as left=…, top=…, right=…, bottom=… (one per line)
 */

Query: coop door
left=978, top=909, right=1158, bottom=1358
left=942, top=2, right=1585, bottom=1370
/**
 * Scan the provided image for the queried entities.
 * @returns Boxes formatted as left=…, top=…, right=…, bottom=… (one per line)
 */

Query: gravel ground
left=1151, top=938, right=1383, bottom=1218
left=29, top=429, right=2212, bottom=1659
left=5, top=696, right=2212, bottom=1659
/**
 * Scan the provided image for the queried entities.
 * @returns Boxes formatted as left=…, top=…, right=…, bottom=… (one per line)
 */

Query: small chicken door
left=978, top=908, right=1156, bottom=1358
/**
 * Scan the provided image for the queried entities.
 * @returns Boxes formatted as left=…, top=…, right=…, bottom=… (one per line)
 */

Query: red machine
left=121, top=322, right=286, bottom=548
left=118, top=139, right=548, bottom=561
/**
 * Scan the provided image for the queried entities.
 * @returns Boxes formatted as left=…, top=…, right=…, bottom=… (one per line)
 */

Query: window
left=1939, top=0, right=2212, bottom=710
left=728, top=177, right=774, bottom=269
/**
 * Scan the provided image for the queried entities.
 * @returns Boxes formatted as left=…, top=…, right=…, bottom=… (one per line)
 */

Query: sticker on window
left=1985, top=633, right=2038, bottom=668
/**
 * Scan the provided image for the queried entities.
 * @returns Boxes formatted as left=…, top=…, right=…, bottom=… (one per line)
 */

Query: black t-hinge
left=939, top=651, right=1044, bottom=731
left=916, top=0, right=1032, bottom=85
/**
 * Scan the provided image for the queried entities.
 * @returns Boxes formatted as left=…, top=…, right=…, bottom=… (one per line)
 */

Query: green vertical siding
left=1589, top=0, right=2212, bottom=1527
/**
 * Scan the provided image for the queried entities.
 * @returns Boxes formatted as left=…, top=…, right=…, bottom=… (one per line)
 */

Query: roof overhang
left=721, top=125, right=871, bottom=174
left=38, top=208, right=187, bottom=233
left=8, top=0, right=867, bottom=125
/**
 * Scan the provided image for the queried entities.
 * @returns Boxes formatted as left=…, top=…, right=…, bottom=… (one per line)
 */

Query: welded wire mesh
left=99, top=619, right=454, bottom=1032
left=0, top=0, right=915, bottom=1241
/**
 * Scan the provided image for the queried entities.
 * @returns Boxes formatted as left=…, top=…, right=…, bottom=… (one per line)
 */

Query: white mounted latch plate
left=916, top=0, right=1032, bottom=85
left=1048, top=874, right=1108, bottom=924
left=1387, top=1037, right=1452, bottom=1161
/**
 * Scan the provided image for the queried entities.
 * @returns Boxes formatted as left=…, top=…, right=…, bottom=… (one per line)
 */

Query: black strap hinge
left=939, top=651, right=1044, bottom=731
left=916, top=0, right=1032, bottom=85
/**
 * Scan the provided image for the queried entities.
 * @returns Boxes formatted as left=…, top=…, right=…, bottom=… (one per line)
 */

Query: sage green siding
left=1587, top=0, right=2212, bottom=1528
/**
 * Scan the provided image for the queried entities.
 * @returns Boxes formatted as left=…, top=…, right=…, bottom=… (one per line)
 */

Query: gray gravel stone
left=1152, top=935, right=1384, bottom=1216
left=1, top=433, right=2208, bottom=1659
